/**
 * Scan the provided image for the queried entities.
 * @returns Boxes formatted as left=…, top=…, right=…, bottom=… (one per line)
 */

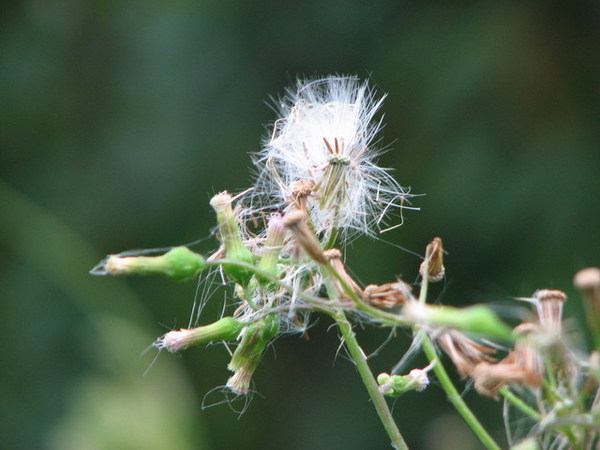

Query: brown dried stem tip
left=283, top=210, right=327, bottom=264
left=363, top=281, right=414, bottom=308
left=324, top=248, right=362, bottom=300
left=419, top=237, right=445, bottom=282
left=534, top=289, right=567, bottom=335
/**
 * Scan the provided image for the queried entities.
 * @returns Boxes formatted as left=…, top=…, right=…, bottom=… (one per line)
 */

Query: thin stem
left=318, top=259, right=407, bottom=448
left=333, top=310, right=408, bottom=449
left=417, top=274, right=500, bottom=449
left=498, top=387, right=541, bottom=421
left=320, top=270, right=407, bottom=450
left=243, top=286, right=259, bottom=311
left=420, top=333, right=501, bottom=450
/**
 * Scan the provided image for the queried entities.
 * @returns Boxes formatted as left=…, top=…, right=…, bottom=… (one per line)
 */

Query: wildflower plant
left=93, top=76, right=600, bottom=449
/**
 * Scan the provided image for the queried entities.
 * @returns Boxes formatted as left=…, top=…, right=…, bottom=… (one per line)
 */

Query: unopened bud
left=95, top=246, right=206, bottom=281
left=404, top=302, right=514, bottom=341
left=256, top=214, right=287, bottom=284
left=154, top=317, right=244, bottom=352
left=283, top=210, right=326, bottom=264
left=377, top=368, right=430, bottom=397
left=210, top=191, right=255, bottom=285
left=419, top=237, right=445, bottom=282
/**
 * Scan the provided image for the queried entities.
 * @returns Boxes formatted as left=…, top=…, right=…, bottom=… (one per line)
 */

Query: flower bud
left=96, top=246, right=206, bottom=281
left=255, top=214, right=287, bottom=284
left=403, top=302, right=514, bottom=341
left=227, top=315, right=279, bottom=394
left=210, top=191, right=255, bottom=285
left=377, top=368, right=430, bottom=397
left=419, top=237, right=445, bottom=283
left=154, top=317, right=244, bottom=352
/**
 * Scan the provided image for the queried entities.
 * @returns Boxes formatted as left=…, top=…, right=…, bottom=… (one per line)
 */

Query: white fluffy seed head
left=252, top=76, right=413, bottom=241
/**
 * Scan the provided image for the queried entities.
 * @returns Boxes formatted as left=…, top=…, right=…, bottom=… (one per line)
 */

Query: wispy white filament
left=252, top=76, right=413, bottom=240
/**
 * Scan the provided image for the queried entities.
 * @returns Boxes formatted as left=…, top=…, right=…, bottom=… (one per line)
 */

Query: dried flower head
left=252, top=76, right=413, bottom=240
left=363, top=280, right=413, bottom=308
left=419, top=237, right=445, bottom=282
left=470, top=322, right=543, bottom=397
left=533, top=289, right=567, bottom=336
left=509, top=322, right=543, bottom=388
left=436, top=329, right=497, bottom=378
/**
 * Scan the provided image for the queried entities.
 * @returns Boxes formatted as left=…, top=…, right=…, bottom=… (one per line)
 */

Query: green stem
left=318, top=261, right=407, bottom=448
left=498, top=387, right=541, bottom=421
left=421, top=333, right=500, bottom=450
left=417, top=274, right=499, bottom=449
left=333, top=310, right=408, bottom=449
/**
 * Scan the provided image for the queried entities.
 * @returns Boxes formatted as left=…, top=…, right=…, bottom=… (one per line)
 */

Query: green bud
left=377, top=369, right=429, bottom=397
left=155, top=317, right=245, bottom=352
left=256, top=214, right=286, bottom=285
left=97, top=246, right=206, bottom=281
left=405, top=302, right=514, bottom=341
left=210, top=192, right=255, bottom=286
left=227, top=315, right=279, bottom=394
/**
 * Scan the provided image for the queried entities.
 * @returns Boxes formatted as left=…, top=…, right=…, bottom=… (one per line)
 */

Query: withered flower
left=470, top=322, right=542, bottom=397
left=534, top=289, right=567, bottom=335
left=436, top=329, right=496, bottom=378
left=363, top=281, right=413, bottom=308
left=419, top=237, right=445, bottom=283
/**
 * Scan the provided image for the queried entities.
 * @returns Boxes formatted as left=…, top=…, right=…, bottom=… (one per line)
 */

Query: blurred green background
left=2, top=1, right=599, bottom=449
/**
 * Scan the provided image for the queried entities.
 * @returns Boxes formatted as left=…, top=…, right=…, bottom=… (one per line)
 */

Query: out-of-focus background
left=2, top=1, right=599, bottom=449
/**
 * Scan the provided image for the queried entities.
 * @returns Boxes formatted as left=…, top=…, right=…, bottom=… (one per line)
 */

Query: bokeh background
left=2, top=1, right=599, bottom=449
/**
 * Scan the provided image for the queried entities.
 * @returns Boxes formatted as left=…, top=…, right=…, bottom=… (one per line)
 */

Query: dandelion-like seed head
left=253, top=76, right=413, bottom=241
